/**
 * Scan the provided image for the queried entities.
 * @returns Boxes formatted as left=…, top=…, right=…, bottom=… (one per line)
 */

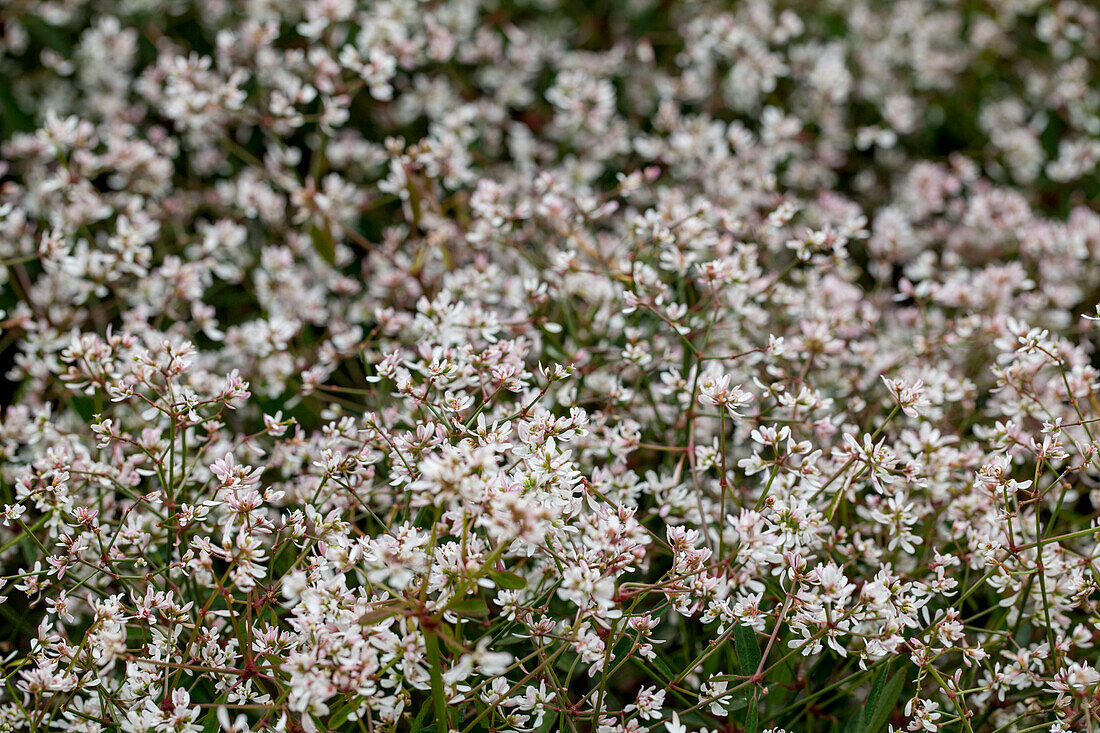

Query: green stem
left=424, top=628, right=449, bottom=729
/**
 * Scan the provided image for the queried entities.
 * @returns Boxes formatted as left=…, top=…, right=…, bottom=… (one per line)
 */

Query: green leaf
left=327, top=698, right=359, bottom=729
left=201, top=711, right=220, bottom=733
left=310, top=222, right=336, bottom=265
left=767, top=658, right=794, bottom=711
left=71, top=396, right=96, bottom=423
left=201, top=696, right=228, bottom=733
left=727, top=688, right=750, bottom=712
left=809, top=654, right=834, bottom=687
left=21, top=15, right=73, bottom=54
left=488, top=569, right=527, bottom=590
left=409, top=701, right=432, bottom=733
left=733, top=624, right=761, bottom=678
left=744, top=690, right=759, bottom=733
left=0, top=84, right=33, bottom=136
left=424, top=630, right=449, bottom=729
left=843, top=709, right=864, bottom=733
left=864, top=663, right=890, bottom=724
left=448, top=598, right=490, bottom=617
left=865, top=670, right=906, bottom=733
left=647, top=653, right=676, bottom=683
left=733, top=626, right=762, bottom=733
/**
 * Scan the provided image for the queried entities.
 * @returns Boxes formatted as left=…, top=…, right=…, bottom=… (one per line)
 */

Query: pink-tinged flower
left=882, top=376, right=931, bottom=418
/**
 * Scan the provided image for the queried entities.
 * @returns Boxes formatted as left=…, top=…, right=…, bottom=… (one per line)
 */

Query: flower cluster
left=1, top=1, right=1100, bottom=732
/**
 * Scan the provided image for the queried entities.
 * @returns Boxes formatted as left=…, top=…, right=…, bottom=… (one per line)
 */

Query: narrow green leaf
left=310, top=222, right=336, bottom=264
left=488, top=569, right=527, bottom=589
left=448, top=598, right=490, bottom=617
left=865, top=670, right=906, bottom=733
left=727, top=688, right=750, bottom=712
left=864, top=662, right=890, bottom=724
left=327, top=698, right=358, bottom=729
left=648, top=653, right=676, bottom=683
left=424, top=631, right=449, bottom=729
left=0, top=84, right=32, bottom=136
left=767, top=658, right=794, bottom=711
left=409, top=700, right=432, bottom=733
left=733, top=624, right=761, bottom=678
left=22, top=15, right=73, bottom=54
left=71, top=396, right=96, bottom=423
left=744, top=690, right=759, bottom=733
left=201, top=696, right=228, bottom=733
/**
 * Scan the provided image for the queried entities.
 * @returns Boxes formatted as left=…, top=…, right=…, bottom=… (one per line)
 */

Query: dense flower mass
left=1, top=0, right=1100, bottom=731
